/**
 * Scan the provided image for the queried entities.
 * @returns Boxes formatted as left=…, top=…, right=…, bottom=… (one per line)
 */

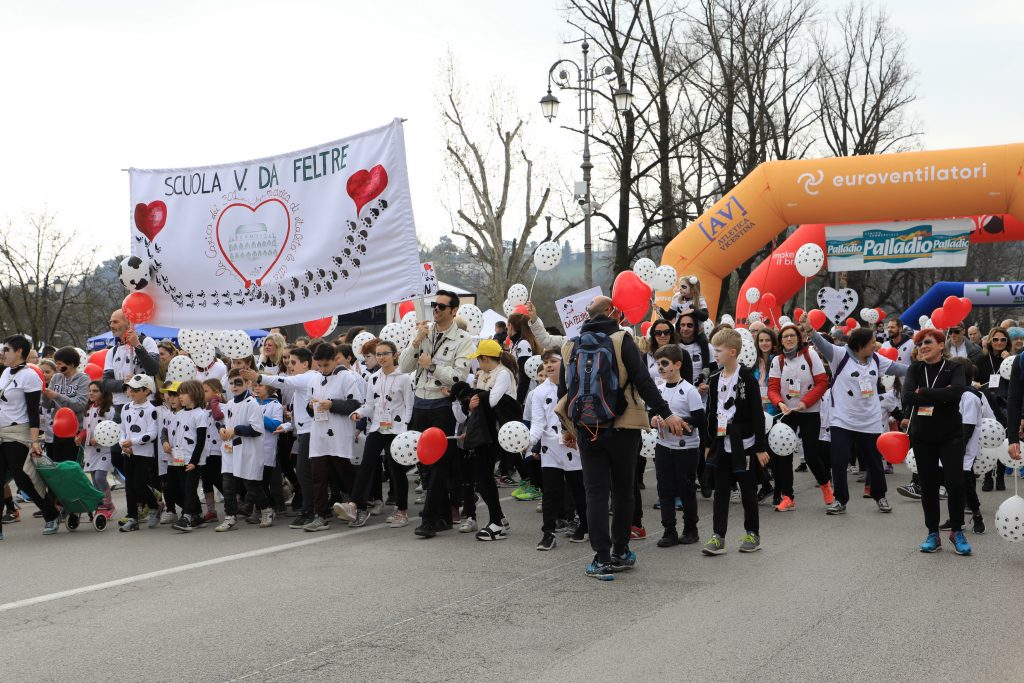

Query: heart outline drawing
left=816, top=287, right=859, bottom=325
left=215, top=198, right=291, bottom=288
left=134, top=201, right=167, bottom=241
left=347, top=165, right=388, bottom=216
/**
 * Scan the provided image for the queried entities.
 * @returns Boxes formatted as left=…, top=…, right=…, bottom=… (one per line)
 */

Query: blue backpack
left=566, top=331, right=621, bottom=440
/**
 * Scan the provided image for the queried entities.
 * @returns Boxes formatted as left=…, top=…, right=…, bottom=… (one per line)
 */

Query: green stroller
left=34, top=454, right=109, bottom=531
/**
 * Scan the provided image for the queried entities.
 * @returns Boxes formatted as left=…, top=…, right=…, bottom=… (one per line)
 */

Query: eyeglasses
left=653, top=329, right=671, bottom=337
left=916, top=339, right=936, bottom=347
left=656, top=360, right=674, bottom=368
left=992, top=337, right=1008, bottom=344
left=230, top=379, right=246, bottom=388
left=430, top=302, right=452, bottom=311
left=949, top=328, right=963, bottom=334
left=375, top=351, right=394, bottom=357
left=781, top=333, right=799, bottom=339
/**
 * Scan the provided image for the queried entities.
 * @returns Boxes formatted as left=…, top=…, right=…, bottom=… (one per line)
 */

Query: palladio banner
left=128, top=119, right=422, bottom=328
left=824, top=218, right=971, bottom=272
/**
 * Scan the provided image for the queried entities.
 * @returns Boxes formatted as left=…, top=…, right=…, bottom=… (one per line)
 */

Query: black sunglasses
left=653, top=329, right=671, bottom=337
left=430, top=302, right=452, bottom=311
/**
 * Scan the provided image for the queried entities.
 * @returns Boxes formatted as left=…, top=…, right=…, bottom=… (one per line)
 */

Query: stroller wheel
left=66, top=514, right=80, bottom=531
left=93, top=514, right=107, bottom=531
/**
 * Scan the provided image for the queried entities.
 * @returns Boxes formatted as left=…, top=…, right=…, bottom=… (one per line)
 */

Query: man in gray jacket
left=43, top=346, right=91, bottom=462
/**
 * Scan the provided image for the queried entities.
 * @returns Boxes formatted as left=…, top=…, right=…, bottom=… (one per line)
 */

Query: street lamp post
left=541, top=35, right=633, bottom=288
left=26, top=276, right=65, bottom=346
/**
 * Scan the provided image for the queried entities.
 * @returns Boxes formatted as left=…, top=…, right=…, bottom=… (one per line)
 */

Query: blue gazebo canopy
left=87, top=324, right=269, bottom=351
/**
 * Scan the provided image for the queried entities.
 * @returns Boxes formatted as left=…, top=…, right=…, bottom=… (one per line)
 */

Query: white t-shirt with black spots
left=528, top=380, right=579, bottom=471
left=359, top=369, right=414, bottom=434
left=0, top=366, right=43, bottom=427
left=170, top=407, right=207, bottom=466
left=83, top=405, right=115, bottom=473
left=308, top=368, right=361, bottom=459
left=656, top=379, right=704, bottom=451
left=119, top=400, right=160, bottom=457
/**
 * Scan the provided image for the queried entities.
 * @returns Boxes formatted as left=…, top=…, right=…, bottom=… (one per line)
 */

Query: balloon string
left=529, top=271, right=539, bottom=299
left=803, top=278, right=807, bottom=312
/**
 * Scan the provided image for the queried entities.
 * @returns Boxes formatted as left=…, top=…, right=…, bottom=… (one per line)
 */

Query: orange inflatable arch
left=658, top=144, right=1024, bottom=317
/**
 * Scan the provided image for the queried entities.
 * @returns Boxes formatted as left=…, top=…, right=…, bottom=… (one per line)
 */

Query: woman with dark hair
left=810, top=326, right=907, bottom=516
left=646, top=320, right=693, bottom=384
left=506, top=313, right=541, bottom=405
left=902, top=328, right=970, bottom=555
left=43, top=346, right=91, bottom=463
left=754, top=328, right=779, bottom=416
left=976, top=326, right=1011, bottom=491
left=676, top=312, right=713, bottom=396
left=0, top=335, right=60, bottom=537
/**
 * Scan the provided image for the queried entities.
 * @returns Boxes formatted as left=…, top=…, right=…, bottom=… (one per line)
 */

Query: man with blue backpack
left=555, top=296, right=686, bottom=581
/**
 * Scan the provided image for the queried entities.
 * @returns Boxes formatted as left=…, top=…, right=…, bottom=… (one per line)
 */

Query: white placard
left=128, top=119, right=421, bottom=328
left=556, top=286, right=604, bottom=338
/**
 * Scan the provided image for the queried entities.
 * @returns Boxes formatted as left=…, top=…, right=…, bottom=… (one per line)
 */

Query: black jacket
left=902, top=360, right=966, bottom=441
left=705, top=365, right=767, bottom=470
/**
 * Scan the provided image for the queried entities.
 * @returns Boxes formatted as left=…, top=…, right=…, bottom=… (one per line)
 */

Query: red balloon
left=398, top=300, right=415, bottom=319
left=640, top=321, right=652, bottom=337
left=875, top=308, right=887, bottom=321
left=88, top=349, right=108, bottom=368
left=845, top=317, right=857, bottom=330
left=52, top=407, right=79, bottom=439
left=513, top=304, right=529, bottom=315
left=417, top=427, right=448, bottom=465
left=877, top=432, right=910, bottom=464
left=84, top=363, right=102, bottom=380
left=761, top=293, right=777, bottom=310
left=303, top=316, right=335, bottom=338
left=26, top=363, right=45, bottom=386
left=878, top=347, right=899, bottom=361
left=808, top=309, right=827, bottom=331
left=122, top=291, right=155, bottom=324
left=793, top=307, right=805, bottom=321
left=611, top=271, right=653, bottom=325
left=942, top=296, right=964, bottom=326
left=931, top=307, right=947, bottom=329
left=958, top=297, right=973, bottom=320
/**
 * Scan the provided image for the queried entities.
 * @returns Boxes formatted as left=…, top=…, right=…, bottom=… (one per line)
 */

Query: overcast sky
left=1, top=0, right=1022, bottom=262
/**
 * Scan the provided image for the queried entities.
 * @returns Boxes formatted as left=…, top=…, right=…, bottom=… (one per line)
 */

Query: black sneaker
left=896, top=483, right=922, bottom=500
left=553, top=519, right=570, bottom=534
left=569, top=527, right=589, bottom=543
left=434, top=518, right=453, bottom=532
left=610, top=549, right=637, bottom=571
left=171, top=515, right=194, bottom=532
left=289, top=513, right=311, bottom=529
left=536, top=533, right=556, bottom=551
left=938, top=519, right=952, bottom=530
left=973, top=513, right=986, bottom=534
left=414, top=521, right=436, bottom=538
left=996, top=478, right=1006, bottom=491
left=756, top=484, right=774, bottom=503
left=350, top=509, right=370, bottom=528
left=700, top=486, right=713, bottom=499
left=981, top=474, right=994, bottom=492
left=679, top=528, right=700, bottom=545
left=657, top=528, right=679, bottom=547
left=795, top=463, right=808, bottom=473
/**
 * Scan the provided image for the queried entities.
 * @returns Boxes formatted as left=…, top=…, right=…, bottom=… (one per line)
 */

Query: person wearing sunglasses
left=902, top=328, right=970, bottom=555
left=676, top=313, right=712, bottom=396
left=976, top=327, right=1012, bottom=492
left=0, top=335, right=60, bottom=538
left=946, top=325, right=981, bottom=362
left=41, top=346, right=91, bottom=463
left=398, top=291, right=474, bottom=539
left=647, top=321, right=692, bottom=385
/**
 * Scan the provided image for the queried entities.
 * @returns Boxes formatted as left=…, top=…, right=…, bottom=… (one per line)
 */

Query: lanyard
left=923, top=360, right=946, bottom=389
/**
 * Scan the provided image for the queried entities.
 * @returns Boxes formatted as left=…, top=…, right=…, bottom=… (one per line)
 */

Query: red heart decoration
left=878, top=347, right=899, bottom=361
left=877, top=431, right=910, bottom=464
left=215, top=198, right=291, bottom=288
left=346, top=165, right=389, bottom=216
left=611, top=271, right=653, bottom=325
left=808, top=309, right=827, bottom=330
left=134, top=201, right=167, bottom=241
left=303, top=316, right=337, bottom=338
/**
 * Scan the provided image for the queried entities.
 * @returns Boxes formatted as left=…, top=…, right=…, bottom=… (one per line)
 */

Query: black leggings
left=353, top=432, right=394, bottom=509
left=654, top=445, right=699, bottom=531
left=780, top=411, right=830, bottom=487
left=472, top=444, right=505, bottom=526
left=0, top=441, right=57, bottom=530
left=166, top=466, right=202, bottom=518
left=914, top=436, right=966, bottom=532
left=125, top=455, right=158, bottom=520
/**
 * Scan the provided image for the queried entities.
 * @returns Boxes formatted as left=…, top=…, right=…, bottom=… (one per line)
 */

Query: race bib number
left=716, top=412, right=727, bottom=437
left=989, top=375, right=1001, bottom=389
left=379, top=420, right=393, bottom=433
left=858, top=378, right=875, bottom=399
left=917, top=406, right=934, bottom=417
left=787, top=380, right=802, bottom=398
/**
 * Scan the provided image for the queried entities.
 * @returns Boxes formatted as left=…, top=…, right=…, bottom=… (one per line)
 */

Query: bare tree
left=0, top=212, right=98, bottom=346
left=438, top=60, right=562, bottom=308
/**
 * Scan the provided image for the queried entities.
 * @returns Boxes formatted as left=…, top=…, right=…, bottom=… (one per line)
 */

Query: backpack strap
left=829, top=351, right=853, bottom=407
left=608, top=330, right=634, bottom=399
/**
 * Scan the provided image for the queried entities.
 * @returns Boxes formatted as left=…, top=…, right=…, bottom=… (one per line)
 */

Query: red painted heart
left=134, top=201, right=167, bottom=241
left=215, top=198, right=291, bottom=288
left=346, top=165, right=388, bottom=216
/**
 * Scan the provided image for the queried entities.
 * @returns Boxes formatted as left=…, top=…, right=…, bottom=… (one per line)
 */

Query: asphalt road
left=2, top=468, right=1023, bottom=682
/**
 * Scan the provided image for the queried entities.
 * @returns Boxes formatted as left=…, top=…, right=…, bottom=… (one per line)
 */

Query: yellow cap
left=161, top=380, right=182, bottom=393
left=468, top=339, right=503, bottom=359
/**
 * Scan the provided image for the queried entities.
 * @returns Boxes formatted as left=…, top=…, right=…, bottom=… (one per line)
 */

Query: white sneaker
left=368, top=500, right=385, bottom=516
left=459, top=517, right=478, bottom=533
left=536, top=502, right=543, bottom=513
left=414, top=483, right=423, bottom=494
left=389, top=511, right=409, bottom=528
left=333, top=502, right=357, bottom=522
left=159, top=511, right=177, bottom=525
left=259, top=509, right=275, bottom=528
left=215, top=515, right=237, bottom=532
left=413, top=494, right=425, bottom=505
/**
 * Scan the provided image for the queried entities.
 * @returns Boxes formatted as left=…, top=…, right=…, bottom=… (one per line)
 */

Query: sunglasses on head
left=430, top=302, right=452, bottom=311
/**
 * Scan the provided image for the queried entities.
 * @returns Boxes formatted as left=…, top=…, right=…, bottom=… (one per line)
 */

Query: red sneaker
left=774, top=496, right=795, bottom=512
left=863, top=485, right=871, bottom=499
left=821, top=482, right=835, bottom=506
left=630, top=525, right=647, bottom=540
left=203, top=511, right=218, bottom=524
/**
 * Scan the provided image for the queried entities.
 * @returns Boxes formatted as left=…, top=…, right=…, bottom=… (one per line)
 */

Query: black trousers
left=411, top=406, right=455, bottom=525
left=0, top=441, right=57, bottom=530
left=541, top=467, right=586, bottom=534
left=964, top=471, right=981, bottom=515
left=167, top=466, right=202, bottom=517
left=471, top=444, right=505, bottom=526
left=780, top=411, right=830, bottom=486
left=125, top=454, right=157, bottom=520
left=312, top=456, right=354, bottom=519
left=578, top=429, right=640, bottom=562
left=353, top=431, right=393, bottom=509
left=632, top=454, right=645, bottom=527
left=654, top=445, right=699, bottom=531
left=914, top=436, right=965, bottom=532
left=830, top=427, right=886, bottom=505
left=711, top=448, right=759, bottom=537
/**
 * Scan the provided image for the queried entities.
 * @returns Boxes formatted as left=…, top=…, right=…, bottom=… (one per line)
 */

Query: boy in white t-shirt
left=948, top=358, right=987, bottom=534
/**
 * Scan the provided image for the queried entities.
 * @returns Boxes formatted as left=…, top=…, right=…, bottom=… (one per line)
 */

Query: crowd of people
left=2, top=279, right=1023, bottom=581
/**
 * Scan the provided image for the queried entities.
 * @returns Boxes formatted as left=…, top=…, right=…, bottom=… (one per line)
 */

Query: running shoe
left=333, top=501, right=357, bottom=523
left=630, top=525, right=647, bottom=540
left=389, top=511, right=409, bottom=528
left=569, top=527, right=589, bottom=543
left=950, top=530, right=972, bottom=556
left=413, top=522, right=436, bottom=538
left=825, top=500, right=846, bottom=515
left=919, top=532, right=941, bottom=553
left=302, top=516, right=329, bottom=532
left=147, top=510, right=161, bottom=528
left=536, top=533, right=556, bottom=551
left=259, top=509, right=275, bottom=528
left=701, top=534, right=726, bottom=556
left=610, top=549, right=637, bottom=571
left=203, top=511, right=218, bottom=524
left=2, top=509, right=20, bottom=524
left=350, top=509, right=370, bottom=528
left=368, top=500, right=385, bottom=516
left=159, top=511, right=177, bottom=525
left=289, top=513, right=311, bottom=529
left=510, top=480, right=529, bottom=498
left=820, top=482, right=835, bottom=505
left=756, top=483, right=774, bottom=503
left=972, top=513, right=986, bottom=534
left=514, top=484, right=542, bottom=501
left=738, top=532, right=761, bottom=553
left=172, top=515, right=195, bottom=532
left=896, top=483, right=922, bottom=500
left=863, top=485, right=871, bottom=499
left=877, top=497, right=892, bottom=513
left=458, top=517, right=478, bottom=533
left=585, top=558, right=615, bottom=581
left=118, top=518, right=139, bottom=532
left=215, top=515, right=238, bottom=532
left=42, top=518, right=59, bottom=535
left=774, top=496, right=795, bottom=512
